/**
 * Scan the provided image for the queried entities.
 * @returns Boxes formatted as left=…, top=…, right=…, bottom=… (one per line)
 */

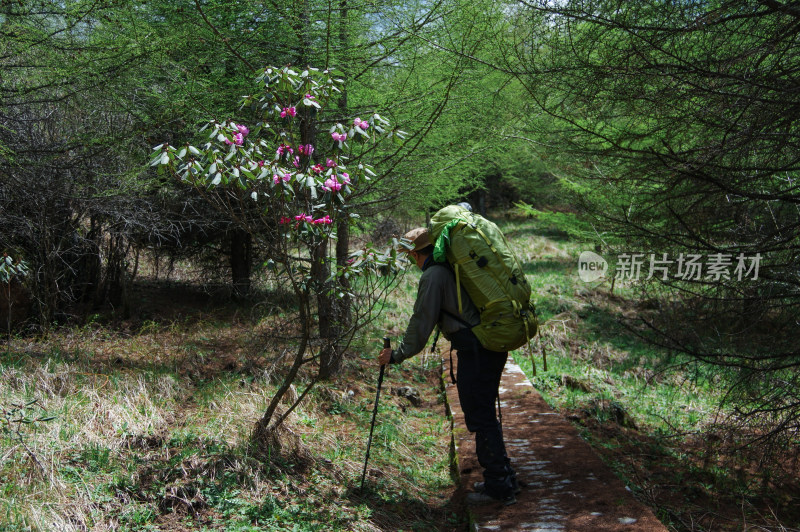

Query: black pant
left=451, top=328, right=516, bottom=498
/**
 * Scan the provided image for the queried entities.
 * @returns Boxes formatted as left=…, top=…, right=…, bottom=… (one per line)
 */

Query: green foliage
left=1, top=399, right=55, bottom=446
left=515, top=204, right=600, bottom=242
left=153, top=65, right=404, bottom=281
left=0, top=255, right=28, bottom=284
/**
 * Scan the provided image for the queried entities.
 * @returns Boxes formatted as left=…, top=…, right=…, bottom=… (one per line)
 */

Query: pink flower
left=276, top=144, right=294, bottom=157
left=341, top=172, right=350, bottom=184
left=297, top=144, right=315, bottom=156
left=305, top=93, right=315, bottom=100
left=279, top=216, right=292, bottom=224
left=295, top=213, right=313, bottom=223
left=257, top=160, right=265, bottom=167
left=313, top=215, right=333, bottom=225
left=323, top=177, right=343, bottom=192
left=326, top=158, right=337, bottom=168
left=237, top=124, right=250, bottom=136
left=292, top=156, right=300, bottom=168
left=353, top=117, right=369, bottom=130
left=233, top=132, right=244, bottom=145
left=312, top=163, right=324, bottom=174
left=280, top=106, right=297, bottom=118
left=273, top=172, right=292, bottom=184
left=224, top=138, right=233, bottom=145
left=331, top=132, right=348, bottom=142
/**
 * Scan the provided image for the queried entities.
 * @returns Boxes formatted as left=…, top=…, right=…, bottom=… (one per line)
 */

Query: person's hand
left=378, top=348, right=392, bottom=366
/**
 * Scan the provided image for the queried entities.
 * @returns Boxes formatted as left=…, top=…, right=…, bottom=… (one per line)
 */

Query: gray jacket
left=392, top=257, right=480, bottom=364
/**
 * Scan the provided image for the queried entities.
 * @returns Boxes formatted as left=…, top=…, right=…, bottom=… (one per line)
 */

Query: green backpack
left=430, top=205, right=541, bottom=370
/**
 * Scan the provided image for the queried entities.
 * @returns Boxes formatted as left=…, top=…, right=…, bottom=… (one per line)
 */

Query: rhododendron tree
left=151, top=66, right=406, bottom=440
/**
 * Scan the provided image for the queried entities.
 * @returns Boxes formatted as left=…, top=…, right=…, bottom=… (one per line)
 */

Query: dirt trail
left=442, top=355, right=668, bottom=532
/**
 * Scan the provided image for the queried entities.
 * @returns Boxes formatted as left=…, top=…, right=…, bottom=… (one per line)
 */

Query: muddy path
left=442, top=356, right=668, bottom=531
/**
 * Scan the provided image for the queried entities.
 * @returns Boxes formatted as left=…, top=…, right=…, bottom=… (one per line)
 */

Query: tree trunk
left=252, top=289, right=313, bottom=460
left=316, top=0, right=352, bottom=380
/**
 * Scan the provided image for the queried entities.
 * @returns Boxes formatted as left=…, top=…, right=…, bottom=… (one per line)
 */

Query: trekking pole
left=360, top=336, right=389, bottom=491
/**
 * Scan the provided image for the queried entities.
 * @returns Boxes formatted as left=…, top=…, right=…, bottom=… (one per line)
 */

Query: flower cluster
left=297, top=144, right=314, bottom=156
left=281, top=107, right=297, bottom=118
left=322, top=173, right=350, bottom=192
left=312, top=215, right=333, bottom=225
left=293, top=213, right=333, bottom=225
left=323, top=178, right=342, bottom=192
left=331, top=132, right=347, bottom=142
left=353, top=117, right=369, bottom=130
left=276, top=143, right=293, bottom=157
left=225, top=123, right=250, bottom=146
left=273, top=172, right=292, bottom=184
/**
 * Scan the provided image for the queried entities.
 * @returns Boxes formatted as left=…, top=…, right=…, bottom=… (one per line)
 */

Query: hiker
left=377, top=226, right=519, bottom=506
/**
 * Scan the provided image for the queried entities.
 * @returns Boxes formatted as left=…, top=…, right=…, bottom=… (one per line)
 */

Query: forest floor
left=2, top=216, right=800, bottom=531
left=1, top=280, right=466, bottom=531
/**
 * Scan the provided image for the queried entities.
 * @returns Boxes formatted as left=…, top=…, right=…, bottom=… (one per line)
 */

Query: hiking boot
left=473, top=480, right=522, bottom=495
left=465, top=489, right=517, bottom=506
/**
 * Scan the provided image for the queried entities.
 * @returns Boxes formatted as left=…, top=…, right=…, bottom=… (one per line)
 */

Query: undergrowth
left=0, top=273, right=462, bottom=531
left=5, top=214, right=799, bottom=531
left=505, top=215, right=800, bottom=531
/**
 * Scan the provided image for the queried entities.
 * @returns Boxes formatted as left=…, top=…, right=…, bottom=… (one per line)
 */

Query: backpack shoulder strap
left=430, top=262, right=473, bottom=328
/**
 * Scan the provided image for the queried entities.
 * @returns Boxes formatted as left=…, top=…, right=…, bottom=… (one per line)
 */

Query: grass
left=4, top=214, right=799, bottom=531
left=501, top=215, right=800, bottom=531
left=0, top=282, right=461, bottom=531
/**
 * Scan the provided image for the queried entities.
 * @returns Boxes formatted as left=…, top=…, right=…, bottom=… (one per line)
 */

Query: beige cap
left=398, top=227, right=431, bottom=252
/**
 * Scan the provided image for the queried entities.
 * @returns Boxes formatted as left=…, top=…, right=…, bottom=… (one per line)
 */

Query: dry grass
left=0, top=281, right=460, bottom=531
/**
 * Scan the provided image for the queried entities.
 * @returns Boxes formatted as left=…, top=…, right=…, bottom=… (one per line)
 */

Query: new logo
left=578, top=251, right=608, bottom=282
